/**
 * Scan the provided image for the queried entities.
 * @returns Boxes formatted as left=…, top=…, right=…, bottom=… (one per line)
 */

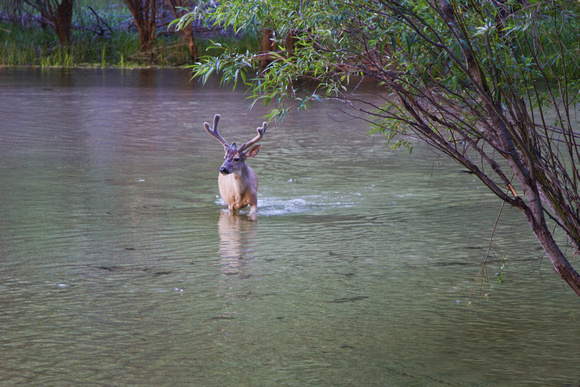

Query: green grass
left=0, top=21, right=183, bottom=67
left=0, top=19, right=260, bottom=68
left=0, top=0, right=259, bottom=69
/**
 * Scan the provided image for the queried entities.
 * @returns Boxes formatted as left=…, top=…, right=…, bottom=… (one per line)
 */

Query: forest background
left=0, top=0, right=246, bottom=67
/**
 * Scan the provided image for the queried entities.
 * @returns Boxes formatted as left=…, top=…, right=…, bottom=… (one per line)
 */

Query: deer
left=204, top=114, right=267, bottom=217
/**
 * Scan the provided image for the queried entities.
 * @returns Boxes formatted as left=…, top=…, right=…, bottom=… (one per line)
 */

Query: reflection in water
left=218, top=210, right=258, bottom=277
left=0, top=68, right=580, bottom=386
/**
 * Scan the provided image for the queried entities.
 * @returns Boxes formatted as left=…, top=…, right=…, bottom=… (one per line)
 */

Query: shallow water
left=1, top=67, right=579, bottom=385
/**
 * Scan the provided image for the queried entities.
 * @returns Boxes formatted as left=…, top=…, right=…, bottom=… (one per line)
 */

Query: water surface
left=1, top=67, right=579, bottom=385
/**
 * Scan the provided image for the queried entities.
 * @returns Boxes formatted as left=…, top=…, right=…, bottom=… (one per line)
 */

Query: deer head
left=204, top=114, right=267, bottom=216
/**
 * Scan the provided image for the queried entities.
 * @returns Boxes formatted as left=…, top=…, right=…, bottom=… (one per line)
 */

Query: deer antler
left=239, top=122, right=268, bottom=151
left=204, top=114, right=229, bottom=148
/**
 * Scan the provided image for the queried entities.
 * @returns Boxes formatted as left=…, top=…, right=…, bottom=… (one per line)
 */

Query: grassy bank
left=0, top=1, right=258, bottom=68
left=0, top=21, right=255, bottom=68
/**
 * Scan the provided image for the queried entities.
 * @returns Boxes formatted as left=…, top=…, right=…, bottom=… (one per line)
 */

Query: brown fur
left=204, top=114, right=266, bottom=217
left=218, top=145, right=261, bottom=214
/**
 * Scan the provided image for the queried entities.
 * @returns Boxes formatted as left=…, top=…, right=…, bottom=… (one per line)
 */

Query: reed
left=1, top=18, right=259, bottom=68
left=0, top=0, right=260, bottom=68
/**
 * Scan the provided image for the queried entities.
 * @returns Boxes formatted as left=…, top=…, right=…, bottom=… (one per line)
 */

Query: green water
left=0, top=67, right=579, bottom=385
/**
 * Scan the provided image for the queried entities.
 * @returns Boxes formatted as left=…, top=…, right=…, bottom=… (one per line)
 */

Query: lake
left=0, top=67, right=579, bottom=385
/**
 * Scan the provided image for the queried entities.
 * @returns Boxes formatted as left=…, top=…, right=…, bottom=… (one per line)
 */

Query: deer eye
left=233, top=157, right=240, bottom=162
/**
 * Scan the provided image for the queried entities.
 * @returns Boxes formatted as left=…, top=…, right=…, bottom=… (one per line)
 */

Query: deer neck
left=232, top=164, right=252, bottom=182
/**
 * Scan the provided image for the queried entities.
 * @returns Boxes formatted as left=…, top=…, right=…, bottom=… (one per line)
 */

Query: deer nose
left=219, top=167, right=229, bottom=175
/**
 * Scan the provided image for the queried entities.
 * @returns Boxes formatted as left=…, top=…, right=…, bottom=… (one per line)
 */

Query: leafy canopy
left=178, top=0, right=580, bottom=295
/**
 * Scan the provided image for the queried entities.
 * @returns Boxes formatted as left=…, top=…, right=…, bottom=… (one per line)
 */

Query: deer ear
left=244, top=144, right=261, bottom=158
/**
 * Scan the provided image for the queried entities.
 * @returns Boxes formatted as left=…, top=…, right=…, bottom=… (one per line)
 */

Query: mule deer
left=204, top=114, right=267, bottom=216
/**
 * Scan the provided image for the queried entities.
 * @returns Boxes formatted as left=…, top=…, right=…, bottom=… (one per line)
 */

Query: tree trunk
left=55, top=0, right=74, bottom=45
left=184, top=29, right=198, bottom=61
left=125, top=0, right=157, bottom=51
left=260, top=27, right=276, bottom=70
left=166, top=0, right=198, bottom=61
left=285, top=29, right=298, bottom=54
left=23, top=0, right=74, bottom=44
left=439, top=0, right=580, bottom=295
left=526, top=205, right=580, bottom=295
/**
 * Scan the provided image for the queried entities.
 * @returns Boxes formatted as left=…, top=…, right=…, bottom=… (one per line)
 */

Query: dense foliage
left=0, top=0, right=242, bottom=67
left=182, top=0, right=580, bottom=295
